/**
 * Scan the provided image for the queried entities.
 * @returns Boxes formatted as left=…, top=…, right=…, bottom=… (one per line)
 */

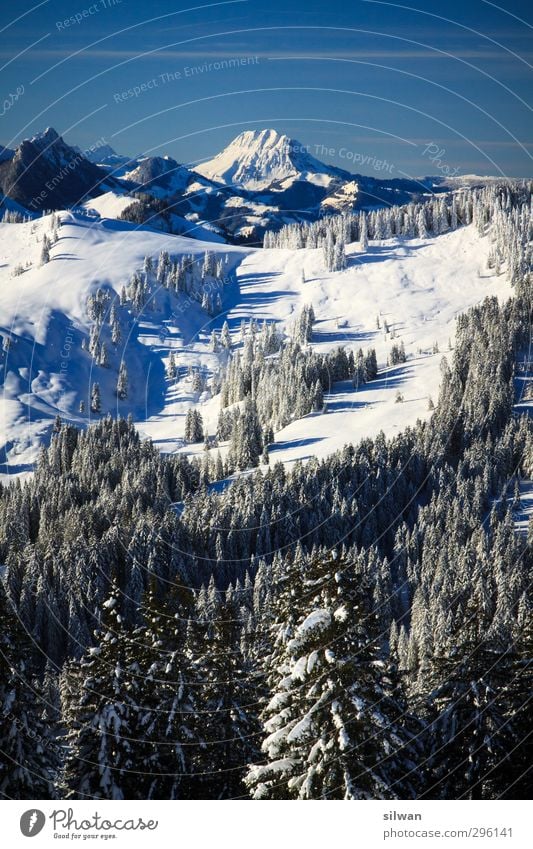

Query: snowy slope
left=141, top=226, right=511, bottom=467
left=0, top=212, right=247, bottom=476
left=0, top=213, right=511, bottom=480
left=80, top=190, right=226, bottom=243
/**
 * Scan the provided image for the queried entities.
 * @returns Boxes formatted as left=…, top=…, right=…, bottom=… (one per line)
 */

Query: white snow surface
left=0, top=214, right=511, bottom=481
left=287, top=610, right=332, bottom=655
left=296, top=609, right=332, bottom=638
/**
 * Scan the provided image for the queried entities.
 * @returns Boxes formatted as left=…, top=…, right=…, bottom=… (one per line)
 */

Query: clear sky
left=1, top=0, right=532, bottom=177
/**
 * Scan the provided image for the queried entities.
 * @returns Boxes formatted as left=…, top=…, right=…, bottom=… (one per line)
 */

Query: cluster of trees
left=82, top=287, right=128, bottom=409
left=264, top=184, right=532, bottom=286
left=80, top=246, right=233, bottom=415
left=264, top=194, right=463, bottom=250
left=183, top=287, right=533, bottom=798
left=1, top=572, right=260, bottom=800
left=0, top=280, right=531, bottom=798
left=184, top=408, right=204, bottom=443
left=59, top=580, right=260, bottom=800
left=224, top=397, right=266, bottom=470
left=264, top=210, right=352, bottom=250
left=39, top=213, right=61, bottom=265
left=1, top=209, right=31, bottom=223
left=389, top=340, right=406, bottom=365
left=86, top=288, right=116, bottom=366
left=118, top=192, right=206, bottom=241
left=118, top=193, right=173, bottom=231
left=293, top=304, right=315, bottom=343
left=323, top=227, right=347, bottom=272
left=217, top=331, right=377, bottom=435
left=39, top=215, right=60, bottom=264
left=265, top=213, right=350, bottom=270
left=481, top=186, right=532, bottom=284
left=183, top=291, right=527, bottom=583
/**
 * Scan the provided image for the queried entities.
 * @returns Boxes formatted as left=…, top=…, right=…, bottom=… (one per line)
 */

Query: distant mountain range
left=0, top=127, right=505, bottom=244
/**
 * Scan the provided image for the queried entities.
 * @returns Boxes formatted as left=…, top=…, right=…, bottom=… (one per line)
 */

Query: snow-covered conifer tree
left=116, top=361, right=128, bottom=400
left=0, top=583, right=57, bottom=798
left=90, top=382, right=101, bottom=413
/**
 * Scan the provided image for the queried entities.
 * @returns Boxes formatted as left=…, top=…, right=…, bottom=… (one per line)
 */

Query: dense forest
left=0, top=187, right=531, bottom=800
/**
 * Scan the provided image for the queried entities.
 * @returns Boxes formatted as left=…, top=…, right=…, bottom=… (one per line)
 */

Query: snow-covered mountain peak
left=195, top=128, right=340, bottom=189
left=83, top=142, right=120, bottom=164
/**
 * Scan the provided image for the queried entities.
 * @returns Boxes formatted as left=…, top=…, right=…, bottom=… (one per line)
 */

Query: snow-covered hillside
left=0, top=212, right=247, bottom=477
left=0, top=206, right=511, bottom=480
left=81, top=191, right=226, bottom=243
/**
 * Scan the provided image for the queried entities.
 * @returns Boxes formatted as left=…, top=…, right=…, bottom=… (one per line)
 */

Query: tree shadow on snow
left=269, top=436, right=324, bottom=452
left=346, top=242, right=427, bottom=268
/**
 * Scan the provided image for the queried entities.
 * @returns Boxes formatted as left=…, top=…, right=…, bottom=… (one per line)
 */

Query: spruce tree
left=167, top=351, right=177, bottom=380
left=40, top=235, right=50, bottom=265
left=116, top=361, right=128, bottom=400
left=421, top=642, right=519, bottom=800
left=0, top=582, right=58, bottom=799
left=60, top=588, right=145, bottom=799
left=359, top=215, right=368, bottom=251
left=131, top=586, right=199, bottom=799
left=220, top=321, right=231, bottom=350
left=187, top=595, right=259, bottom=799
left=247, top=554, right=416, bottom=799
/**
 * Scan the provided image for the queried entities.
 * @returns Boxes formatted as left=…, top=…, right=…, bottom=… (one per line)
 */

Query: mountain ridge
left=0, top=126, right=513, bottom=243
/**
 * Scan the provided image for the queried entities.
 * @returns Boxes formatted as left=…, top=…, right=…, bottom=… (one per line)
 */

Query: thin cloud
left=1, top=47, right=531, bottom=61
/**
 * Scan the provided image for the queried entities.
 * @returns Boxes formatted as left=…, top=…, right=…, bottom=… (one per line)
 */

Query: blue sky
left=1, top=0, right=532, bottom=177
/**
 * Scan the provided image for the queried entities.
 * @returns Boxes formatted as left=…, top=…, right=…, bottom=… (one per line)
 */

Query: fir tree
left=247, top=554, right=416, bottom=799
left=40, top=234, right=50, bottom=265
left=0, top=583, right=58, bottom=799
left=220, top=321, right=231, bottom=350
left=184, top=409, right=204, bottom=443
left=90, top=382, right=101, bottom=413
left=187, top=595, right=260, bottom=798
left=116, top=362, right=128, bottom=400
left=60, top=589, right=145, bottom=799
left=360, top=215, right=368, bottom=251
left=167, top=352, right=177, bottom=380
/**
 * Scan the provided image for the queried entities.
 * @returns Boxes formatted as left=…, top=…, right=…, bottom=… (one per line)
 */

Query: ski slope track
left=0, top=213, right=511, bottom=481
